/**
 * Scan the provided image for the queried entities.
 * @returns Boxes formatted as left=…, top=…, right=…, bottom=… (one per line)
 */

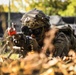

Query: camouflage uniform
left=53, top=25, right=76, bottom=57
left=21, top=8, right=50, bottom=47
left=21, top=9, right=76, bottom=57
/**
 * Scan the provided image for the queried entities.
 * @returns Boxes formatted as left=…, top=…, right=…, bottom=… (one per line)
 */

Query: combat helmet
left=21, top=8, right=50, bottom=29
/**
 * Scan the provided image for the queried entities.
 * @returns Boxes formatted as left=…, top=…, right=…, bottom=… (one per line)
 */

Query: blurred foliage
left=27, top=0, right=76, bottom=16
left=0, top=0, right=76, bottom=16
left=0, top=51, right=76, bottom=75
left=0, top=5, right=4, bottom=12
left=59, top=0, right=76, bottom=16
left=28, top=0, right=70, bottom=15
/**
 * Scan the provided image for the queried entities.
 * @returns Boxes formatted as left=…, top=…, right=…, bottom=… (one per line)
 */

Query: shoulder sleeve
left=53, top=32, right=70, bottom=57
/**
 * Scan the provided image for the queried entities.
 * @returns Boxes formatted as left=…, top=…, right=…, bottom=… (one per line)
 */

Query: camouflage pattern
left=21, top=9, right=76, bottom=57
left=53, top=25, right=76, bottom=57
left=21, top=9, right=50, bottom=47
left=21, top=8, right=50, bottom=29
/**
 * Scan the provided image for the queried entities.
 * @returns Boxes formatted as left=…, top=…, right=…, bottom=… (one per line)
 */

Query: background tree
left=0, top=0, right=76, bottom=16
left=59, top=0, right=76, bottom=16
left=27, top=0, right=70, bottom=15
left=0, top=5, right=4, bottom=12
left=26, top=0, right=76, bottom=16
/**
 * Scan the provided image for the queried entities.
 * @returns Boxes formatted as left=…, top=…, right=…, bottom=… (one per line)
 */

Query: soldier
left=21, top=8, right=76, bottom=57
left=21, top=8, right=50, bottom=48
left=43, top=25, right=76, bottom=57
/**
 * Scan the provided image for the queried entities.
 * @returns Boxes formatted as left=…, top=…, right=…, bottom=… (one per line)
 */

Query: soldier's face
left=32, top=27, right=43, bottom=36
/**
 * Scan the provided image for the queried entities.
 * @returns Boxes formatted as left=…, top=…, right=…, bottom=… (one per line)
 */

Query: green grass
left=10, top=54, right=19, bottom=59
left=1, top=52, right=19, bottom=60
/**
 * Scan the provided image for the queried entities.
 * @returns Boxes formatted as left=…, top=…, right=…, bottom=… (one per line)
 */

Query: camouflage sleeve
left=53, top=32, right=70, bottom=57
